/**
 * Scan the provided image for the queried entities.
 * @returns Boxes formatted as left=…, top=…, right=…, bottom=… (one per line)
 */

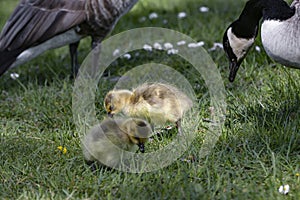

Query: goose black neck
left=231, top=0, right=295, bottom=38
left=231, top=0, right=263, bottom=38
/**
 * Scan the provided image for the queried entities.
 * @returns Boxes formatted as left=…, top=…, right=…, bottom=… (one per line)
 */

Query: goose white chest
left=261, top=16, right=300, bottom=68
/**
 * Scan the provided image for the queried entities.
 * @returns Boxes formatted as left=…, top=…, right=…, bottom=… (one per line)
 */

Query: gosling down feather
left=223, top=0, right=300, bottom=82
left=82, top=117, right=152, bottom=169
left=104, top=83, right=193, bottom=135
left=0, top=0, right=138, bottom=77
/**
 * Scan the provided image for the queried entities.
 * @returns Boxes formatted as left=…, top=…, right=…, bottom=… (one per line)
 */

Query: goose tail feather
left=0, top=50, right=22, bottom=76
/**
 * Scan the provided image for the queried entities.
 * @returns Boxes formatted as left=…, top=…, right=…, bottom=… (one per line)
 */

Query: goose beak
left=138, top=143, right=145, bottom=153
left=229, top=60, right=239, bottom=82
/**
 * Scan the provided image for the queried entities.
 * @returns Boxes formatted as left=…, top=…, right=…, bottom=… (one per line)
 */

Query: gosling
left=82, top=118, right=152, bottom=170
left=104, top=83, right=193, bottom=135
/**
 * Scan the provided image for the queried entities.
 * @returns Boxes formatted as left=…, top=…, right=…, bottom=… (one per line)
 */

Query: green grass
left=1, top=0, right=300, bottom=199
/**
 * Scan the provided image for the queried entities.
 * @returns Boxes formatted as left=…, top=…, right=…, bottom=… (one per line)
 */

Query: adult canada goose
left=103, top=83, right=193, bottom=135
left=82, top=117, right=152, bottom=169
left=223, top=0, right=300, bottom=82
left=0, top=0, right=138, bottom=77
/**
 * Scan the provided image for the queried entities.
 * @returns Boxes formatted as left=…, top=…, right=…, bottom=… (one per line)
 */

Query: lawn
left=0, top=0, right=299, bottom=199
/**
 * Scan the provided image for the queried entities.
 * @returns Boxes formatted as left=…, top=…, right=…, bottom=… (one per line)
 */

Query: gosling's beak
left=107, top=112, right=114, bottom=118
left=229, top=60, right=240, bottom=82
left=138, top=143, right=145, bottom=153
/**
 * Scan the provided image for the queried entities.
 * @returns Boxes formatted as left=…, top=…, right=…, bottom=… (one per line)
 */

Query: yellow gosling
left=104, top=83, right=193, bottom=135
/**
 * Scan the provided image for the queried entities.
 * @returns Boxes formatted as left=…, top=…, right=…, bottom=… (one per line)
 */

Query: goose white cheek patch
left=227, top=27, right=255, bottom=61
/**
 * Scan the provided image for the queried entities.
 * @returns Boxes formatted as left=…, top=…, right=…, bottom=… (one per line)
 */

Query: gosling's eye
left=136, top=121, right=147, bottom=127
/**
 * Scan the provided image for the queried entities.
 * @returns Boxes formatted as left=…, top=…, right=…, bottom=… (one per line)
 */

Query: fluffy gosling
left=104, top=83, right=193, bottom=135
left=82, top=118, right=152, bottom=170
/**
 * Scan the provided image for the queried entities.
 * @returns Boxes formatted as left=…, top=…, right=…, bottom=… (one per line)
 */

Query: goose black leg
left=69, top=41, right=80, bottom=78
left=91, top=38, right=101, bottom=50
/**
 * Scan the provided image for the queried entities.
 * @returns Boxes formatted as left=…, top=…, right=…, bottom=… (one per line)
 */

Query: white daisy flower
left=255, top=46, right=261, bottom=52
left=278, top=184, right=290, bottom=195
left=177, top=40, right=186, bottom=46
left=164, top=43, right=173, bottom=49
left=167, top=49, right=178, bottom=55
left=188, top=41, right=205, bottom=48
left=149, top=12, right=158, bottom=20
left=143, top=44, right=153, bottom=52
left=113, top=49, right=120, bottom=57
left=122, top=53, right=131, bottom=60
left=10, top=73, right=19, bottom=80
left=178, top=12, right=187, bottom=19
left=199, top=6, right=209, bottom=13
left=153, top=42, right=163, bottom=50
left=208, top=42, right=223, bottom=51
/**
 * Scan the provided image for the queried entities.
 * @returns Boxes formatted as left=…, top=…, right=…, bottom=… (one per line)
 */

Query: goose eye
left=109, top=105, right=114, bottom=111
left=136, top=121, right=147, bottom=127
left=107, top=104, right=113, bottom=112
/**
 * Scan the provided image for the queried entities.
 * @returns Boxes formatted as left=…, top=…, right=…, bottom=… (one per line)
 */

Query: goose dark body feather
left=0, top=0, right=85, bottom=50
left=231, top=0, right=262, bottom=39
left=262, top=0, right=295, bottom=20
left=0, top=0, right=138, bottom=77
